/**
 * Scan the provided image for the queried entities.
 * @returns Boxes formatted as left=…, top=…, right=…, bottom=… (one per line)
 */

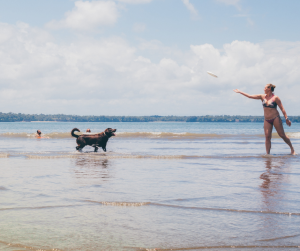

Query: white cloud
left=0, top=23, right=14, bottom=43
left=46, top=1, right=118, bottom=30
left=182, top=0, right=198, bottom=19
left=1, top=23, right=300, bottom=115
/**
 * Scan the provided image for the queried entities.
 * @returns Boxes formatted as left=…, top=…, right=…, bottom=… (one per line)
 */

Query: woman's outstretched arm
left=233, top=89, right=263, bottom=100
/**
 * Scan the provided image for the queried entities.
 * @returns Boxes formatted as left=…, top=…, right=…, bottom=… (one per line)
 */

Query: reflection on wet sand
left=260, top=159, right=283, bottom=200
left=71, top=157, right=112, bottom=183
left=260, top=158, right=290, bottom=209
left=259, top=157, right=291, bottom=238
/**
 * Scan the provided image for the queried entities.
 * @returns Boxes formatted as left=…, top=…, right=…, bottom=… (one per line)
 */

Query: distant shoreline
left=1, top=112, right=299, bottom=123
left=29, top=121, right=59, bottom=123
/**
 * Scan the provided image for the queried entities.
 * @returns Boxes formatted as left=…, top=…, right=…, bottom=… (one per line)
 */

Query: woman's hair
left=267, top=83, right=276, bottom=92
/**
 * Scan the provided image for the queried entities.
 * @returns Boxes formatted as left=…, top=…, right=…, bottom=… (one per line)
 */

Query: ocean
left=0, top=122, right=300, bottom=251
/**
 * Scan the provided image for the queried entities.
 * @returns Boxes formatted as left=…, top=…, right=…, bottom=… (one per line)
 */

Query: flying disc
left=207, top=71, right=218, bottom=78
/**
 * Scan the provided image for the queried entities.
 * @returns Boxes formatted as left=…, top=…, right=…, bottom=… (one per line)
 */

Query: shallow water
left=0, top=122, right=300, bottom=250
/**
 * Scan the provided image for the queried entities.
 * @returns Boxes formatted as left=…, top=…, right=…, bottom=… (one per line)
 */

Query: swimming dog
left=71, top=128, right=116, bottom=152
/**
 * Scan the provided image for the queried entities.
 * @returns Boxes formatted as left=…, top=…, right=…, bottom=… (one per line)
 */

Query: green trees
left=0, top=112, right=299, bottom=122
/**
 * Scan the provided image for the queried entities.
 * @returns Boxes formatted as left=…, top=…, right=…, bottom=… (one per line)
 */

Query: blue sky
left=0, top=0, right=299, bottom=115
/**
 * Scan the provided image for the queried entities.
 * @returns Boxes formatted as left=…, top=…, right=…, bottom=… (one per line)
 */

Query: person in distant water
left=86, top=129, right=91, bottom=133
left=36, top=130, right=42, bottom=138
left=234, top=84, right=295, bottom=155
left=35, top=130, right=49, bottom=139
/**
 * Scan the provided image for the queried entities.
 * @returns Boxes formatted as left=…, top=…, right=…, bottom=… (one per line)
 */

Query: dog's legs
left=94, top=146, right=98, bottom=152
left=102, top=147, right=106, bottom=152
left=76, top=145, right=84, bottom=152
left=76, top=138, right=86, bottom=152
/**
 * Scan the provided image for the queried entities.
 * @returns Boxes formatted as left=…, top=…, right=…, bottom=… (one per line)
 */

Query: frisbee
left=207, top=71, right=218, bottom=78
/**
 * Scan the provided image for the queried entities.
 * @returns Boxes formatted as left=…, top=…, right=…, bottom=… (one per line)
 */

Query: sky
left=0, top=0, right=299, bottom=116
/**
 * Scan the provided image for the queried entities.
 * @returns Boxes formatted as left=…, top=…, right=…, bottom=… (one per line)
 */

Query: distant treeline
left=0, top=112, right=299, bottom=123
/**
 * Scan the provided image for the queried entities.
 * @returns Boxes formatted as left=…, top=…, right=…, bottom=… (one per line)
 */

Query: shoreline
left=4, top=121, right=297, bottom=123
left=1, top=113, right=298, bottom=123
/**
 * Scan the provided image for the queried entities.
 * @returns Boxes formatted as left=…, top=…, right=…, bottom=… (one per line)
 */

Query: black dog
left=71, top=128, right=116, bottom=152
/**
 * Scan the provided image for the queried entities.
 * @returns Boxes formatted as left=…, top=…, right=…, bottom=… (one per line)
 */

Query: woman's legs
left=273, top=117, right=295, bottom=155
left=264, top=120, right=273, bottom=154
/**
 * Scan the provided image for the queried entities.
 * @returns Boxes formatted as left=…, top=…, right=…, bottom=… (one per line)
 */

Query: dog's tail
left=71, top=128, right=80, bottom=138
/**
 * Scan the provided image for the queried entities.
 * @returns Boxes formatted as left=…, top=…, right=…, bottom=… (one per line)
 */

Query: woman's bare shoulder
left=274, top=95, right=280, bottom=100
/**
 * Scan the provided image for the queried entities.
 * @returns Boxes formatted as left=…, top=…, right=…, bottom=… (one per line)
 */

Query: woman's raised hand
left=233, top=89, right=241, bottom=94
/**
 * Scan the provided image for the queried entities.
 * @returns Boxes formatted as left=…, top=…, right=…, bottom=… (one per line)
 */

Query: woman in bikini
left=234, top=84, right=295, bottom=155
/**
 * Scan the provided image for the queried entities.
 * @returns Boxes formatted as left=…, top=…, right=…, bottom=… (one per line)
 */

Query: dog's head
left=104, top=128, right=116, bottom=137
